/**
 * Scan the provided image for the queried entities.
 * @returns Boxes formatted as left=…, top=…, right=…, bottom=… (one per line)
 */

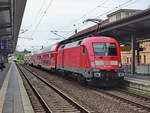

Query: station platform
left=0, top=63, right=10, bottom=89
left=125, top=73, right=150, bottom=92
left=0, top=63, right=34, bottom=113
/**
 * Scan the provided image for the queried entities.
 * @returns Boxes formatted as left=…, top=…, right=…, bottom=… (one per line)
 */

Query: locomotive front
left=82, top=37, right=125, bottom=87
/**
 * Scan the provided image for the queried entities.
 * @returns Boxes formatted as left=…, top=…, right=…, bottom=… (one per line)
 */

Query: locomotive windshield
left=93, top=42, right=117, bottom=56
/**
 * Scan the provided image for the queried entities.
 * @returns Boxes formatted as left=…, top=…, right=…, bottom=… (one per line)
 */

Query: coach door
left=58, top=45, right=65, bottom=69
left=81, top=45, right=90, bottom=68
left=62, top=50, right=64, bottom=68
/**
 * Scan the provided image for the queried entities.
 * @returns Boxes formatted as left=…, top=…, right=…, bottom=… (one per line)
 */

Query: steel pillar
left=136, top=42, right=140, bottom=65
left=131, top=35, right=136, bottom=74
left=4, top=54, right=8, bottom=63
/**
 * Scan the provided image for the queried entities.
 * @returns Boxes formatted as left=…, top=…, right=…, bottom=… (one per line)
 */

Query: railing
left=122, top=65, right=131, bottom=73
left=122, top=64, right=150, bottom=75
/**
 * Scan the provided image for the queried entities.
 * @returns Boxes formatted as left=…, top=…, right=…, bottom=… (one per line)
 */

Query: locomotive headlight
left=94, top=72, right=101, bottom=78
left=118, top=72, right=125, bottom=77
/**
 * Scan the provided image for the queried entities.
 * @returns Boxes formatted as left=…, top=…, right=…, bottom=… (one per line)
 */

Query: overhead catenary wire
left=95, top=0, right=137, bottom=18
left=30, top=0, right=46, bottom=28
left=30, top=0, right=53, bottom=38
left=61, top=0, right=139, bottom=38
left=56, top=0, right=111, bottom=32
left=68, top=0, right=110, bottom=27
left=52, top=0, right=111, bottom=39
left=21, top=0, right=46, bottom=34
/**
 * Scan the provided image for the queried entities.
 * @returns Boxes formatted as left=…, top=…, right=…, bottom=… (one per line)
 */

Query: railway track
left=116, top=88, right=150, bottom=101
left=17, top=64, right=90, bottom=113
left=18, top=66, right=47, bottom=113
left=92, top=88, right=150, bottom=112
left=20, top=64, right=150, bottom=112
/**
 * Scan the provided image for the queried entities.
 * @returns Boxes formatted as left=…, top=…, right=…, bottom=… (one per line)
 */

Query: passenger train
left=24, top=36, right=125, bottom=87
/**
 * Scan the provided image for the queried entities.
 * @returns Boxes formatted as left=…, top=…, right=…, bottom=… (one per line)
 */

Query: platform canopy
left=0, top=0, right=27, bottom=54
left=60, top=8, right=150, bottom=45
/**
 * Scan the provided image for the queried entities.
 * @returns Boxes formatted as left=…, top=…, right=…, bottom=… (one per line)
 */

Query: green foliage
left=11, top=49, right=31, bottom=61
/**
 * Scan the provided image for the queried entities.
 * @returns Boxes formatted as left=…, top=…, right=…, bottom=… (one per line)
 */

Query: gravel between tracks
left=18, top=67, right=46, bottom=113
left=26, top=65, right=147, bottom=113
left=21, top=66, right=81, bottom=113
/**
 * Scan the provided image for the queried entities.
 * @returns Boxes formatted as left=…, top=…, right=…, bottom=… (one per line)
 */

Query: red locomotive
left=25, top=36, right=124, bottom=87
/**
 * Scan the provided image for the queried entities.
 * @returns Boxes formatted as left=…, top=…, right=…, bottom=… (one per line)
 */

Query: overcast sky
left=17, top=0, right=149, bottom=51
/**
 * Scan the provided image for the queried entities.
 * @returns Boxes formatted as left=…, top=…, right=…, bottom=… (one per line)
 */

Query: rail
left=17, top=64, right=90, bottom=113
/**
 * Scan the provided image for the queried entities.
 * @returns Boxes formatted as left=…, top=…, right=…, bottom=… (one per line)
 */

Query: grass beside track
left=123, top=87, right=150, bottom=97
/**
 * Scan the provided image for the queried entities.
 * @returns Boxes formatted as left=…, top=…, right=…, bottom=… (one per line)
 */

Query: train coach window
left=46, top=60, right=49, bottom=64
left=50, top=53, right=54, bottom=58
left=37, top=56, right=41, bottom=59
left=43, top=60, right=45, bottom=64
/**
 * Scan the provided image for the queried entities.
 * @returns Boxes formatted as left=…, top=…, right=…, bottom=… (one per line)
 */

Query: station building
left=121, top=41, right=150, bottom=65
left=105, top=8, right=150, bottom=65
left=107, top=9, right=142, bottom=22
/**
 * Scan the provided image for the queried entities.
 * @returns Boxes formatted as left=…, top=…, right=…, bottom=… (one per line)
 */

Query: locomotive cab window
left=77, top=40, right=82, bottom=45
left=93, top=42, right=117, bottom=56
left=83, top=46, right=88, bottom=55
left=59, top=45, right=65, bottom=50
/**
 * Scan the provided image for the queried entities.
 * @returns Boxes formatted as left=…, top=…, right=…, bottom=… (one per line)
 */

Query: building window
left=130, top=57, right=131, bottom=64
left=139, top=55, right=141, bottom=64
left=116, top=13, right=121, bottom=20
left=123, top=12, right=129, bottom=17
left=127, top=57, right=129, bottom=64
left=144, top=55, right=146, bottom=64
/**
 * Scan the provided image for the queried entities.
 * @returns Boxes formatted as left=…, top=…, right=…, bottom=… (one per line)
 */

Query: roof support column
left=136, top=42, right=140, bottom=65
left=131, top=35, right=136, bottom=74
left=4, top=54, right=8, bottom=63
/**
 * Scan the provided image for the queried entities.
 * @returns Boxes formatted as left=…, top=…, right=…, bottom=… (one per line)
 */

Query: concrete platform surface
left=0, top=63, right=35, bottom=113
left=0, top=63, right=11, bottom=89
left=125, top=74, right=150, bottom=92
left=125, top=76, right=150, bottom=85
left=126, top=73, right=150, bottom=81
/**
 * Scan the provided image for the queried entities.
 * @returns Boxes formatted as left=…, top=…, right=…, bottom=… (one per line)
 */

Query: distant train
left=24, top=36, right=125, bottom=87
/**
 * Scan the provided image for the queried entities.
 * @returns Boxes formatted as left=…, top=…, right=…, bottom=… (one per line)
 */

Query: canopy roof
left=59, top=8, right=150, bottom=45
left=0, top=0, right=27, bottom=54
